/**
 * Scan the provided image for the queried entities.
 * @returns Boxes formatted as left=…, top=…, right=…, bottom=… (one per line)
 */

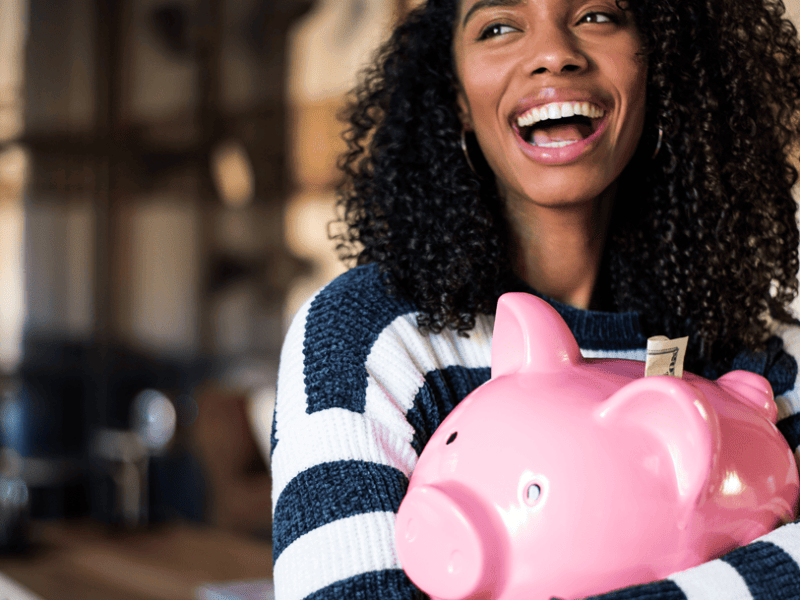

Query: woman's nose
left=523, top=24, right=589, bottom=76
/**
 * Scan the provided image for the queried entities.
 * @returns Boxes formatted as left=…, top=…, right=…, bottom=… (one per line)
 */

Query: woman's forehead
left=459, top=0, right=527, bottom=17
left=454, top=0, right=635, bottom=29
left=456, top=0, right=619, bottom=17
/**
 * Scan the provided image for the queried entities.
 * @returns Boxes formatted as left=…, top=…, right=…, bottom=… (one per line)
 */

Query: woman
left=269, top=0, right=800, bottom=598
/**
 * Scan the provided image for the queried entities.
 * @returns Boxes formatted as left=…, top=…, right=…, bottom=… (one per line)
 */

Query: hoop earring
left=651, top=127, right=663, bottom=159
left=461, top=129, right=477, bottom=174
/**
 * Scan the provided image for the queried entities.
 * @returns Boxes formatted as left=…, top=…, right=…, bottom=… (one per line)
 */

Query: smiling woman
left=452, top=0, right=648, bottom=307
left=269, top=0, right=800, bottom=599
left=454, top=0, right=646, bottom=206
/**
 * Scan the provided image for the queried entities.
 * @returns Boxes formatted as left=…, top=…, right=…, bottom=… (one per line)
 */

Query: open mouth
left=515, top=102, right=606, bottom=148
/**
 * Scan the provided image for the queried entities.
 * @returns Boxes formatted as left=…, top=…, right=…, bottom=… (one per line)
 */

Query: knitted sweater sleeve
left=585, top=324, right=800, bottom=600
left=270, top=295, right=421, bottom=600
left=269, top=266, right=492, bottom=600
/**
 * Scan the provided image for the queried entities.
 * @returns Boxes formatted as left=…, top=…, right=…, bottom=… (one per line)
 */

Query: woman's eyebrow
left=462, top=0, right=525, bottom=28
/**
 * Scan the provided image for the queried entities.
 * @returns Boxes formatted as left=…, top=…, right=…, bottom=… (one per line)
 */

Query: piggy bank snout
left=396, top=484, right=494, bottom=600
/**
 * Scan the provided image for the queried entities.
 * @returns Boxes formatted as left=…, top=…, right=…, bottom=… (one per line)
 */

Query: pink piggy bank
left=395, top=293, right=800, bottom=600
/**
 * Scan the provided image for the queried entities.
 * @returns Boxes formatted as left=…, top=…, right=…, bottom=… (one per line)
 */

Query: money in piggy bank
left=395, top=293, right=800, bottom=600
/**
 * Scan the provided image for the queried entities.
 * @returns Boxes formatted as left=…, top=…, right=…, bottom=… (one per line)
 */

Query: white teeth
left=538, top=106, right=549, bottom=121
left=517, top=101, right=605, bottom=128
left=534, top=139, right=579, bottom=148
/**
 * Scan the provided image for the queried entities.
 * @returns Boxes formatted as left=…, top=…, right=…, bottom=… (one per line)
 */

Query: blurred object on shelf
left=191, top=385, right=271, bottom=537
left=0, top=375, right=86, bottom=526
left=246, top=385, right=274, bottom=460
left=282, top=191, right=346, bottom=323
left=90, top=385, right=208, bottom=529
left=91, top=387, right=179, bottom=529
left=285, top=0, right=396, bottom=190
left=91, top=427, right=149, bottom=529
left=210, top=140, right=255, bottom=210
left=285, top=97, right=343, bottom=191
left=196, top=578, right=274, bottom=600
left=0, top=0, right=26, bottom=143
left=0, top=145, right=27, bottom=374
left=0, top=448, right=30, bottom=553
left=131, top=389, right=178, bottom=454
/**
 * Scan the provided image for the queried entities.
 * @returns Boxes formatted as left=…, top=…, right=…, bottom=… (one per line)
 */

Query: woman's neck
left=505, top=187, right=615, bottom=311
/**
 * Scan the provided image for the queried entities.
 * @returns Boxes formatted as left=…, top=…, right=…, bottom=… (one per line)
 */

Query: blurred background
left=0, top=0, right=421, bottom=597
left=0, top=0, right=798, bottom=598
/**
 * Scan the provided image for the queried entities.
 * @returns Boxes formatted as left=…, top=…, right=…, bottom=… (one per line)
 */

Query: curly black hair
left=334, top=0, right=800, bottom=370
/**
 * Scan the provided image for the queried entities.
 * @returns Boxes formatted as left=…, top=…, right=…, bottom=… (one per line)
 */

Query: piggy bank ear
left=595, top=377, right=714, bottom=520
left=492, top=293, right=582, bottom=378
left=716, top=370, right=776, bottom=424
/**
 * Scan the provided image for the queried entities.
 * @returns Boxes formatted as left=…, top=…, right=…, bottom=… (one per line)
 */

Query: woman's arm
left=271, top=291, right=419, bottom=600
left=269, top=265, right=492, bottom=600
left=579, top=518, right=800, bottom=599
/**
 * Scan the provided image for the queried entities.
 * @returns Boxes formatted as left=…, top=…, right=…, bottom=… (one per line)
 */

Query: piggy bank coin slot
left=446, top=432, right=458, bottom=445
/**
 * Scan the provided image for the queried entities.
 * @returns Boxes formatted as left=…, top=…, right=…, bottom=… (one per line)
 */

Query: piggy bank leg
left=396, top=484, right=496, bottom=600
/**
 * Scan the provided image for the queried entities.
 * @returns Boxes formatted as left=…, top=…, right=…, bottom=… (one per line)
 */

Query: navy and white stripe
left=267, top=264, right=800, bottom=600
left=271, top=266, right=495, bottom=599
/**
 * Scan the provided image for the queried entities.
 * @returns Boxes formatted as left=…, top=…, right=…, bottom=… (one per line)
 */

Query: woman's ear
left=456, top=89, right=473, bottom=132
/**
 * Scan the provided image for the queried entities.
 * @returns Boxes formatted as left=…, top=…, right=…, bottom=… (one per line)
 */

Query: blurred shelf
left=0, top=519, right=272, bottom=600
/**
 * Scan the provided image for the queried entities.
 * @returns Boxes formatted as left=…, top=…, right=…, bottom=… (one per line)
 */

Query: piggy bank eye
left=525, top=483, right=542, bottom=506
left=521, top=476, right=547, bottom=508
left=446, top=432, right=458, bottom=445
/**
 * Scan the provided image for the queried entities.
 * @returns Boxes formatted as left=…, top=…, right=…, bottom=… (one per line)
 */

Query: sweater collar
left=505, top=278, right=647, bottom=351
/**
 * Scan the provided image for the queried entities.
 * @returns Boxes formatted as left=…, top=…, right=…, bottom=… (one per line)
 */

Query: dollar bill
left=645, top=335, right=689, bottom=378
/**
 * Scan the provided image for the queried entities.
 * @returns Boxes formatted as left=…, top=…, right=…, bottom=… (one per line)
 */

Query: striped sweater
left=270, top=263, right=800, bottom=600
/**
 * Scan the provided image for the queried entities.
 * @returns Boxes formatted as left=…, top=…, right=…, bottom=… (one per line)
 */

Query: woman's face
left=453, top=0, right=648, bottom=209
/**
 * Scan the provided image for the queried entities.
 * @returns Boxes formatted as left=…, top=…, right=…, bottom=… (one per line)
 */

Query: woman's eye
left=579, top=12, right=618, bottom=24
left=478, top=23, right=518, bottom=40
